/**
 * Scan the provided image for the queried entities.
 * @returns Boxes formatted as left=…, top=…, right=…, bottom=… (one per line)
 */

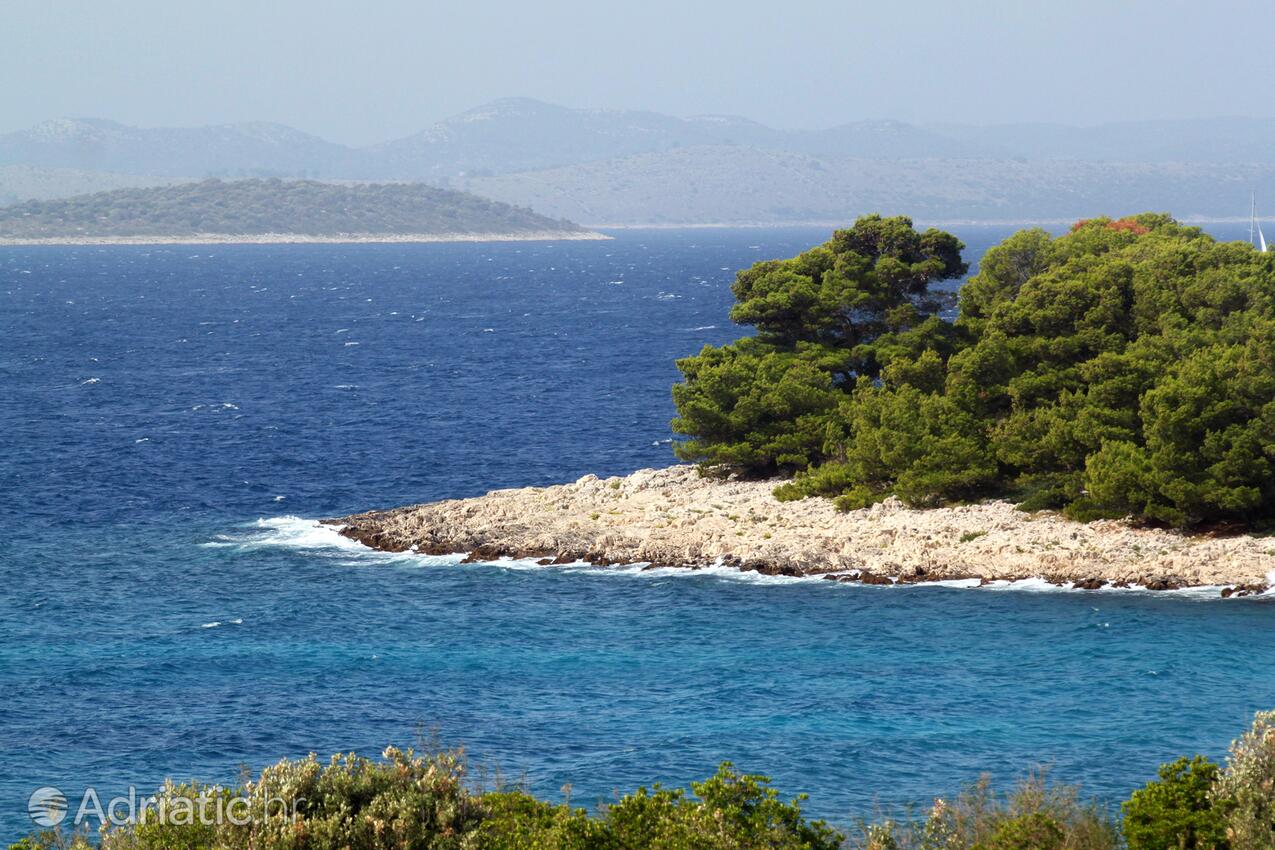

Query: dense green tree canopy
left=673, top=213, right=1275, bottom=527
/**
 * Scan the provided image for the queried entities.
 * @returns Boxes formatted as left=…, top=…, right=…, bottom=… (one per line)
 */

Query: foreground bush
left=93, top=747, right=483, bottom=850
left=850, top=772, right=1118, bottom=850
left=20, top=708, right=1275, bottom=849
left=1122, top=755, right=1227, bottom=850
left=479, top=763, right=842, bottom=849
left=1214, top=709, right=1275, bottom=850
left=673, top=213, right=1275, bottom=527
left=19, top=753, right=839, bottom=850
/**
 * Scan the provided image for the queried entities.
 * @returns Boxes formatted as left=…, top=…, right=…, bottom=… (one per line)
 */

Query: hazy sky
left=4, top=0, right=1273, bottom=146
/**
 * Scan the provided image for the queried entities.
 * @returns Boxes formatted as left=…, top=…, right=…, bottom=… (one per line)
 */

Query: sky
left=3, top=0, right=1274, bottom=146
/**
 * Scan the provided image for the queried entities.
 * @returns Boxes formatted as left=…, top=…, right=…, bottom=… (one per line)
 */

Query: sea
left=3, top=223, right=1274, bottom=837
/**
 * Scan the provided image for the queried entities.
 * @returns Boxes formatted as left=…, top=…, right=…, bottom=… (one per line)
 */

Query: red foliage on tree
left=1070, top=217, right=1150, bottom=235
left=1107, top=217, right=1151, bottom=235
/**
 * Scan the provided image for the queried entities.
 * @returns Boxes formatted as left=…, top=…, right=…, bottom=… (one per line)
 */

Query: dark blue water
left=2, top=225, right=1272, bottom=838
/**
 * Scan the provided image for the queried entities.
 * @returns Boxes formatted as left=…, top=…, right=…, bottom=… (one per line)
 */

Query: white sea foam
left=978, top=577, right=1068, bottom=593
left=213, top=517, right=466, bottom=568
left=248, top=516, right=370, bottom=552
left=967, top=576, right=1233, bottom=599
left=918, top=578, right=985, bottom=589
left=632, top=563, right=822, bottom=587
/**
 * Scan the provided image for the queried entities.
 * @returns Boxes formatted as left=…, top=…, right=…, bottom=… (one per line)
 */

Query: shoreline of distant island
left=0, top=179, right=604, bottom=244
left=584, top=216, right=1270, bottom=229
left=329, top=466, right=1275, bottom=598
left=0, top=230, right=611, bottom=246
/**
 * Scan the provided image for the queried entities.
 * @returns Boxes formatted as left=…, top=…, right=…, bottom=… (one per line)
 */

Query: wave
left=249, top=516, right=377, bottom=552
left=935, top=577, right=1249, bottom=600
left=208, top=516, right=467, bottom=567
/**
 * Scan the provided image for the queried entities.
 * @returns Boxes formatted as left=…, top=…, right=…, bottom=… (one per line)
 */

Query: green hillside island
left=672, top=213, right=1275, bottom=528
left=0, top=178, right=596, bottom=242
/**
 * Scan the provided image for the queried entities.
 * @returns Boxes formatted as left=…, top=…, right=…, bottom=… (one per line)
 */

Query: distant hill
left=458, top=146, right=1275, bottom=224
left=0, top=165, right=179, bottom=205
left=0, top=178, right=590, bottom=240
left=4, top=101, right=1275, bottom=224
left=366, top=97, right=790, bottom=178
left=7, top=103, right=1275, bottom=184
left=364, top=99, right=1001, bottom=177
left=929, top=117, right=1275, bottom=164
left=0, top=118, right=364, bottom=177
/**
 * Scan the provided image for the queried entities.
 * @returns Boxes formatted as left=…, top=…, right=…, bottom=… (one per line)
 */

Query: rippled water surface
left=2, top=226, right=1272, bottom=837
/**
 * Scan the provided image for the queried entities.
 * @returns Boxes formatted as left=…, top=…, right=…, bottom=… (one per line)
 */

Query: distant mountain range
left=457, top=147, right=1275, bottom=224
left=3, top=98, right=1275, bottom=223
left=0, top=117, right=358, bottom=178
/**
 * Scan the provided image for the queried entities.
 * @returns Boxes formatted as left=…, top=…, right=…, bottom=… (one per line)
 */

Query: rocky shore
left=331, top=466, right=1275, bottom=596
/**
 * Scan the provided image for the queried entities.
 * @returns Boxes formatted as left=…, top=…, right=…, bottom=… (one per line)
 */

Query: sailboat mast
left=1256, top=193, right=1270, bottom=254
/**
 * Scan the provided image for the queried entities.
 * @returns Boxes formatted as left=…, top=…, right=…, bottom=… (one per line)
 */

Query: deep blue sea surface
left=3, top=225, right=1273, bottom=837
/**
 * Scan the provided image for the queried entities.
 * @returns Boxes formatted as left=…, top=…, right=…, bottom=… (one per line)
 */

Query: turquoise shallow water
left=1, top=226, right=1271, bottom=837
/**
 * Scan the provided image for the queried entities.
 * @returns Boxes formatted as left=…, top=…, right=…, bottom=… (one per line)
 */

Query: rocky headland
left=330, top=466, right=1275, bottom=596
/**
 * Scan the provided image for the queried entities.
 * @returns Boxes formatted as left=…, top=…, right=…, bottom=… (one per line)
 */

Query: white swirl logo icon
left=28, top=787, right=68, bottom=827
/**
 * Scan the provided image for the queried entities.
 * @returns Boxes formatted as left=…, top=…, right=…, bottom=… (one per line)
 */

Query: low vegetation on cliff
left=0, top=178, right=585, bottom=238
left=672, top=213, right=1275, bottom=528
left=19, top=710, right=1275, bottom=850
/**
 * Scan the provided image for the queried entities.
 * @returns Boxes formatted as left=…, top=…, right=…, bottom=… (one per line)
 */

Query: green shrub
left=101, top=782, right=227, bottom=850
left=474, top=791, right=606, bottom=849
left=97, top=746, right=482, bottom=850
left=848, top=773, right=1118, bottom=850
left=973, top=811, right=1065, bottom=850
left=36, top=751, right=840, bottom=850
left=602, top=763, right=842, bottom=850
left=1214, top=710, right=1275, bottom=850
left=8, top=834, right=93, bottom=850
left=1122, top=755, right=1227, bottom=850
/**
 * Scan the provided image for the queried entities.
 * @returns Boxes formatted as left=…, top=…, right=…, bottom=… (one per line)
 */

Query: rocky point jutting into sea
left=331, top=465, right=1275, bottom=596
